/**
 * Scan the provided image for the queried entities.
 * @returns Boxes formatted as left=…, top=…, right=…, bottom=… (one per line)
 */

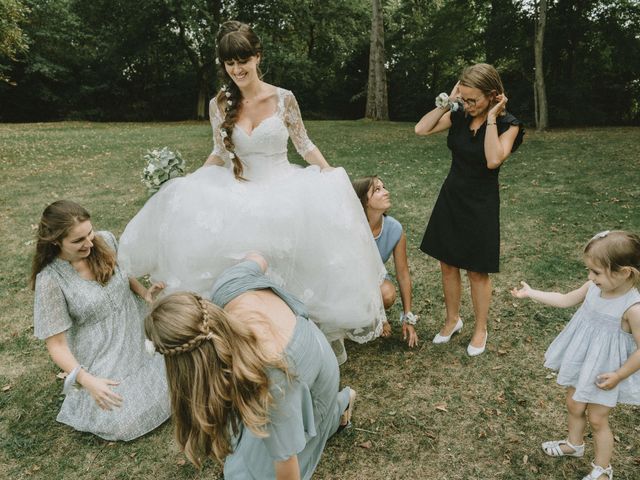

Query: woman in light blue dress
left=352, top=175, right=418, bottom=347
left=144, top=254, right=355, bottom=479
left=31, top=200, right=170, bottom=441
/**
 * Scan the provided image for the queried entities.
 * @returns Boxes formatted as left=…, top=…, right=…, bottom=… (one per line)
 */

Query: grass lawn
left=1, top=120, right=639, bottom=479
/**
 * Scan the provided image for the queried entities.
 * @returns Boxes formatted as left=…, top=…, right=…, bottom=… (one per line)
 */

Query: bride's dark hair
left=215, top=21, right=263, bottom=180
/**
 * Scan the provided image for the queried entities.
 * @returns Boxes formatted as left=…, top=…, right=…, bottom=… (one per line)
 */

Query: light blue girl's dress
left=210, top=260, right=351, bottom=480
left=544, top=282, right=640, bottom=407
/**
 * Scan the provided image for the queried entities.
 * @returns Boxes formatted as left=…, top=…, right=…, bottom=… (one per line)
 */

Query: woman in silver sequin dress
left=31, top=200, right=170, bottom=441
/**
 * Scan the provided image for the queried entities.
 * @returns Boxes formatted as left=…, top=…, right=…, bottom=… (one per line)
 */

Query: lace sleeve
left=209, top=98, right=229, bottom=162
left=33, top=269, right=73, bottom=340
left=283, top=91, right=317, bottom=158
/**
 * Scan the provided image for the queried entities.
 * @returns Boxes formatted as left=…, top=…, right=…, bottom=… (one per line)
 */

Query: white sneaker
left=432, top=318, right=463, bottom=344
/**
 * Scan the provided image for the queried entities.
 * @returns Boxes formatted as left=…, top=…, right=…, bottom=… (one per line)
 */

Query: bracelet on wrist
left=399, top=312, right=418, bottom=326
left=63, top=365, right=85, bottom=394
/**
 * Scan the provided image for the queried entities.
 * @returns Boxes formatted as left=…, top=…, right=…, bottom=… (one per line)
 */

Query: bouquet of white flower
left=141, top=147, right=186, bottom=194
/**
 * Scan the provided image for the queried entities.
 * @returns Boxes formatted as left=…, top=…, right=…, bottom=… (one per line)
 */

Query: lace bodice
left=209, top=87, right=316, bottom=181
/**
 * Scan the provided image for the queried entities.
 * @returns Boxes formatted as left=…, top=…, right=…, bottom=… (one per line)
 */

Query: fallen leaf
left=435, top=403, right=448, bottom=412
left=497, top=349, right=508, bottom=355
left=358, top=440, right=372, bottom=449
left=56, top=372, right=68, bottom=380
left=522, top=454, right=528, bottom=464
left=2, top=384, right=11, bottom=392
left=129, top=452, right=137, bottom=458
left=614, top=435, right=620, bottom=442
left=176, top=459, right=186, bottom=466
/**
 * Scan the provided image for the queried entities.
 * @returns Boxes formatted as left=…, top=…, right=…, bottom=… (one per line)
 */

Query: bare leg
left=587, top=403, right=614, bottom=475
left=566, top=388, right=588, bottom=450
left=467, top=270, right=491, bottom=347
left=381, top=279, right=397, bottom=310
left=439, top=261, right=461, bottom=335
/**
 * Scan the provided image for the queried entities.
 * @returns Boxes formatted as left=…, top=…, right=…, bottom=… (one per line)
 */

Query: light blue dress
left=210, top=260, right=351, bottom=480
left=374, top=215, right=403, bottom=264
left=544, top=282, right=640, bottom=407
left=33, top=231, right=170, bottom=441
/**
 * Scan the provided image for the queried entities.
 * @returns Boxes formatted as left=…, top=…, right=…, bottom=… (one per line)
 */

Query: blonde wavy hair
left=144, top=292, right=286, bottom=468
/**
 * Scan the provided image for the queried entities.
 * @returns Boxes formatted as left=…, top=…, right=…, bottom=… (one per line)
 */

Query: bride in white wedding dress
left=118, top=21, right=386, bottom=355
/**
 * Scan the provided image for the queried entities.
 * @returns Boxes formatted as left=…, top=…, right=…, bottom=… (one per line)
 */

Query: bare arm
left=414, top=82, right=459, bottom=136
left=596, top=304, right=640, bottom=389
left=45, top=333, right=122, bottom=410
left=129, top=277, right=165, bottom=303
left=393, top=233, right=412, bottom=314
left=484, top=94, right=520, bottom=169
left=392, top=233, right=418, bottom=347
left=511, top=281, right=591, bottom=308
left=274, top=455, right=301, bottom=480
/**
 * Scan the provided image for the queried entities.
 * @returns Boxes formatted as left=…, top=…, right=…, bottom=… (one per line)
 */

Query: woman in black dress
left=415, top=63, right=524, bottom=356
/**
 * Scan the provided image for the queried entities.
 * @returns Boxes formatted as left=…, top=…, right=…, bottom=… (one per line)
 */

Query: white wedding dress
left=118, top=87, right=386, bottom=343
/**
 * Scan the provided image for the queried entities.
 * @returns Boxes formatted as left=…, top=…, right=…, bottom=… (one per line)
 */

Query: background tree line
left=1, top=0, right=639, bottom=126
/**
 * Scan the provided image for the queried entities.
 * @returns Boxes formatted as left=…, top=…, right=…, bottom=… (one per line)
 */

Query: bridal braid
left=216, top=83, right=244, bottom=180
left=215, top=20, right=263, bottom=181
left=144, top=291, right=286, bottom=467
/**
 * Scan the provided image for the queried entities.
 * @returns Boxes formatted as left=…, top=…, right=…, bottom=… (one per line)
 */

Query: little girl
left=352, top=176, right=418, bottom=347
left=511, top=230, right=640, bottom=480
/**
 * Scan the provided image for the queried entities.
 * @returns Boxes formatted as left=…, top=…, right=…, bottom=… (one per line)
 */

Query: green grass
left=1, top=121, right=639, bottom=479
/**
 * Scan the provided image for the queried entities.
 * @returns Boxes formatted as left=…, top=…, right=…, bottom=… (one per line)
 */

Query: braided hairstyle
left=145, top=292, right=284, bottom=468
left=215, top=21, right=263, bottom=181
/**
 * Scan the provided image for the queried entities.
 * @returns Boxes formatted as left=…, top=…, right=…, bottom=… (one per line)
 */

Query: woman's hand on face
left=488, top=93, right=508, bottom=120
left=145, top=282, right=166, bottom=303
left=402, top=323, right=418, bottom=348
left=80, top=373, right=123, bottom=410
left=449, top=81, right=461, bottom=102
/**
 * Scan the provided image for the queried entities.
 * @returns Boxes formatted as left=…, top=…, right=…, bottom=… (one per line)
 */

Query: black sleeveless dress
left=420, top=109, right=524, bottom=273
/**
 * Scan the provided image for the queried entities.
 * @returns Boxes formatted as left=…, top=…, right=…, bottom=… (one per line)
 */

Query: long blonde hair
left=145, top=292, right=285, bottom=468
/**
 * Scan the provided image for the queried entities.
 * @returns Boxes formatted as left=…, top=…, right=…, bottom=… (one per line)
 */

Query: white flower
left=229, top=152, right=235, bottom=159
left=225, top=91, right=231, bottom=98
left=221, top=84, right=227, bottom=91
left=435, top=92, right=449, bottom=109
left=227, top=100, right=232, bottom=106
left=220, top=129, right=228, bottom=138
left=144, top=339, right=156, bottom=355
left=215, top=58, right=220, bottom=65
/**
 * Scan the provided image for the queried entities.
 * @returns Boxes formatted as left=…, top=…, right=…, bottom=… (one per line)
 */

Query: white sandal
left=541, top=439, right=585, bottom=457
left=582, top=462, right=613, bottom=480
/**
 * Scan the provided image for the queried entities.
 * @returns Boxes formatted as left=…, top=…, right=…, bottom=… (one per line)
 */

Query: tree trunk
left=365, top=0, right=388, bottom=120
left=534, top=0, right=548, bottom=130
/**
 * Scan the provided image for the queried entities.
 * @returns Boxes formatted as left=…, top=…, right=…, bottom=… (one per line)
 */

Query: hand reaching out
left=511, top=281, right=532, bottom=299
left=145, top=281, right=166, bottom=303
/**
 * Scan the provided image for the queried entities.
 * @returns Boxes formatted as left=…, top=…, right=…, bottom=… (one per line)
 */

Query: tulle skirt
left=118, top=164, right=386, bottom=343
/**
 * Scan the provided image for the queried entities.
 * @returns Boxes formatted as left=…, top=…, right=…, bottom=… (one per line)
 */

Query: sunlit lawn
left=1, top=120, right=639, bottom=479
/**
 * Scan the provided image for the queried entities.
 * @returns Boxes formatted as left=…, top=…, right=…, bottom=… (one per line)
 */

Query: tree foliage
left=0, top=0, right=638, bottom=125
